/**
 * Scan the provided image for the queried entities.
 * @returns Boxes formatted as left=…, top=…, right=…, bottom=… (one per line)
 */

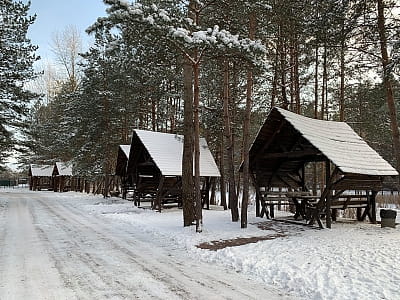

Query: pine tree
left=0, top=0, right=39, bottom=167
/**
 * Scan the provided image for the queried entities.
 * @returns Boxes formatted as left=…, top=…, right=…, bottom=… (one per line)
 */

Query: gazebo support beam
left=251, top=173, right=262, bottom=217
left=261, top=150, right=321, bottom=159
left=370, top=190, right=377, bottom=224
left=325, top=161, right=332, bottom=229
left=154, top=176, right=165, bottom=213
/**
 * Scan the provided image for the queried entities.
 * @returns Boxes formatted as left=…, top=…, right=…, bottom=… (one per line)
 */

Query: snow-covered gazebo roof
left=129, top=129, right=220, bottom=177
left=248, top=107, right=397, bottom=189
left=29, top=164, right=54, bottom=177
left=275, top=108, right=397, bottom=176
left=53, top=162, right=73, bottom=176
left=120, top=145, right=131, bottom=158
left=115, top=144, right=131, bottom=176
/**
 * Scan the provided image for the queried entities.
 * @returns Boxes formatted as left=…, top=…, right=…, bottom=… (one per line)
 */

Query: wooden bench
left=330, top=194, right=371, bottom=221
left=260, top=191, right=292, bottom=219
left=307, top=193, right=372, bottom=227
left=330, top=194, right=369, bottom=209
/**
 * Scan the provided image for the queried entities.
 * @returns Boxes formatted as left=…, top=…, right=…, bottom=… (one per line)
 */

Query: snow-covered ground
left=1, top=188, right=400, bottom=299
left=83, top=193, right=400, bottom=300
left=0, top=188, right=288, bottom=300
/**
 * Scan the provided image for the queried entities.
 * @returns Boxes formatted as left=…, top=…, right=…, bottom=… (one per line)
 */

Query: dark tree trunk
left=241, top=12, right=256, bottom=229
left=339, top=27, right=345, bottom=122
left=294, top=40, right=301, bottom=114
left=313, top=45, right=319, bottom=195
left=271, top=50, right=279, bottom=109
left=193, top=59, right=202, bottom=232
left=210, top=177, right=216, bottom=205
left=289, top=38, right=295, bottom=112
left=321, top=45, right=327, bottom=120
left=279, top=24, right=288, bottom=109
left=223, top=60, right=238, bottom=222
left=377, top=0, right=400, bottom=175
left=182, top=55, right=195, bottom=227
left=151, top=98, right=156, bottom=131
left=314, top=45, right=319, bottom=119
left=219, top=135, right=227, bottom=210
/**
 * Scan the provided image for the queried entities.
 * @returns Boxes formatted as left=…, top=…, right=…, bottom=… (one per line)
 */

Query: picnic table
left=261, top=191, right=320, bottom=221
left=285, top=192, right=320, bottom=220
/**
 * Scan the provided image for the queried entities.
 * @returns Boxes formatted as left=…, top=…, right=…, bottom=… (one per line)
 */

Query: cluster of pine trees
left=1, top=0, right=399, bottom=228
left=0, top=0, right=39, bottom=169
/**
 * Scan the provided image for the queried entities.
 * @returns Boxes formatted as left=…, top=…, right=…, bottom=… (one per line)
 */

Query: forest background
left=1, top=0, right=400, bottom=228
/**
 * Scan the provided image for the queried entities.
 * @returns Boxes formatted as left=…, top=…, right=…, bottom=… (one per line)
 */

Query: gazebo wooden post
left=370, top=190, right=377, bottom=224
left=204, top=177, right=210, bottom=210
left=251, top=173, right=261, bottom=217
left=357, top=207, right=362, bottom=220
left=325, top=161, right=332, bottom=229
left=310, top=167, right=338, bottom=228
left=301, top=164, right=306, bottom=191
left=154, top=176, right=165, bottom=212
left=358, top=190, right=371, bottom=222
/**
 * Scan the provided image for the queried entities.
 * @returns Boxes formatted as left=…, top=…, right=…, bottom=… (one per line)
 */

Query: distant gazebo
left=248, top=107, right=398, bottom=228
left=126, top=129, right=220, bottom=210
left=53, top=162, right=73, bottom=192
left=28, top=164, right=54, bottom=191
left=115, top=145, right=131, bottom=199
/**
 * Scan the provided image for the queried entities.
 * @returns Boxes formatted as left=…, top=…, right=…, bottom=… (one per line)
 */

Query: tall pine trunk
left=223, top=60, right=239, bottom=222
left=313, top=45, right=319, bottom=195
left=339, top=24, right=346, bottom=122
left=241, top=12, right=256, bottom=229
left=219, top=134, right=227, bottom=210
left=182, top=55, right=195, bottom=226
left=377, top=0, right=400, bottom=175
left=321, top=45, right=327, bottom=120
left=279, top=23, right=288, bottom=109
left=294, top=40, right=301, bottom=114
left=271, top=50, right=279, bottom=108
left=193, top=59, right=202, bottom=232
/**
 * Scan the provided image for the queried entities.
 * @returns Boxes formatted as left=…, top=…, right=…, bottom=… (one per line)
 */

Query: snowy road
left=0, top=189, right=289, bottom=300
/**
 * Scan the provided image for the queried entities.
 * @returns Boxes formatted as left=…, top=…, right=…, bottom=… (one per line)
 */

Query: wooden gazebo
left=52, top=162, right=73, bottom=192
left=28, top=164, right=54, bottom=191
left=115, top=145, right=131, bottom=199
left=248, top=107, right=398, bottom=228
left=126, top=129, right=220, bottom=210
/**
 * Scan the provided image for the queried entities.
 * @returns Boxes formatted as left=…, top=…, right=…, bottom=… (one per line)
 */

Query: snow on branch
left=95, top=0, right=266, bottom=63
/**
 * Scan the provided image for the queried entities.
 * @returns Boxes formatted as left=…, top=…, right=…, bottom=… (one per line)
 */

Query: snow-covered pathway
left=0, top=189, right=289, bottom=299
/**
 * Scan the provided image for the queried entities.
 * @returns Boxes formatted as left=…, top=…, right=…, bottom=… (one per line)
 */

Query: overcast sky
left=26, top=0, right=107, bottom=61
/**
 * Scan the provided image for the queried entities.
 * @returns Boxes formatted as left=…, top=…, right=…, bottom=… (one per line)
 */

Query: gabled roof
left=29, top=164, right=53, bottom=177
left=115, top=145, right=131, bottom=176
left=119, top=145, right=131, bottom=159
left=54, top=162, right=73, bottom=176
left=250, top=107, right=398, bottom=176
left=132, top=129, right=220, bottom=177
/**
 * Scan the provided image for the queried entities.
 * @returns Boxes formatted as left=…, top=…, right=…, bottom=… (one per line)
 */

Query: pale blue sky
left=27, top=0, right=107, bottom=60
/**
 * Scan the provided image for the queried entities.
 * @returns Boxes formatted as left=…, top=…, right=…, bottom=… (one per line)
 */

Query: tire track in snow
left=33, top=197, right=187, bottom=299
left=37, top=195, right=289, bottom=300
left=0, top=193, right=76, bottom=300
